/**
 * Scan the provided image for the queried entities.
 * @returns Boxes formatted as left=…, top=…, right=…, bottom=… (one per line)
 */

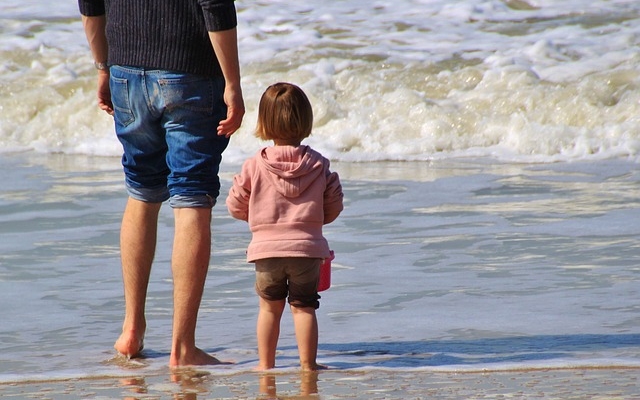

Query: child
left=226, top=82, right=343, bottom=371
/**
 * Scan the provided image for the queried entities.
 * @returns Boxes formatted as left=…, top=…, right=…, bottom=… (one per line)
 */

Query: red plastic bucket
left=318, top=250, right=334, bottom=292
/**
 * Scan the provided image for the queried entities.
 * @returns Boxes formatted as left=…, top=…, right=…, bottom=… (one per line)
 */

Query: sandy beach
left=2, top=366, right=640, bottom=399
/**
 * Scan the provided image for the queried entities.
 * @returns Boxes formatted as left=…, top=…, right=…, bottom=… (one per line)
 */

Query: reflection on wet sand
left=258, top=371, right=319, bottom=399
left=116, top=369, right=320, bottom=399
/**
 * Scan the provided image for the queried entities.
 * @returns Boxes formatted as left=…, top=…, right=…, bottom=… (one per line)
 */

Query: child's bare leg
left=256, top=297, right=286, bottom=370
left=290, top=305, right=323, bottom=371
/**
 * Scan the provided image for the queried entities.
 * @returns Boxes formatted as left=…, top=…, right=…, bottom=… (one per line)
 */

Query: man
left=78, top=0, right=244, bottom=367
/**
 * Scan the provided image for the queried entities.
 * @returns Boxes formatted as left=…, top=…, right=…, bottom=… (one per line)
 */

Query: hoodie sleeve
left=323, top=165, right=344, bottom=224
left=226, top=159, right=253, bottom=222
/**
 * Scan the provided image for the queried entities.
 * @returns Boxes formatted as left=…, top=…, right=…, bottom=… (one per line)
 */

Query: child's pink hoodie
left=226, top=145, right=343, bottom=262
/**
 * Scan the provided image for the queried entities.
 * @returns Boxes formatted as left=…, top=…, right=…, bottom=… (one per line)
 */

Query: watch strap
left=94, top=61, right=109, bottom=71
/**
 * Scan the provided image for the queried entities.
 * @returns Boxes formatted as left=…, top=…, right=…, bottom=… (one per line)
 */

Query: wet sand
left=2, top=366, right=639, bottom=399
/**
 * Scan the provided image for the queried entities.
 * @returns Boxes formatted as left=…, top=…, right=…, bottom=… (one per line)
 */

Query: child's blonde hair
left=255, top=82, right=313, bottom=142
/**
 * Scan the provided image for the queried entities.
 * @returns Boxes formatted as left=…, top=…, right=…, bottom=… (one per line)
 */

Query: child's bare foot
left=253, top=364, right=275, bottom=372
left=254, top=362, right=326, bottom=371
left=169, top=347, right=225, bottom=367
left=301, top=362, right=328, bottom=371
left=114, top=330, right=144, bottom=358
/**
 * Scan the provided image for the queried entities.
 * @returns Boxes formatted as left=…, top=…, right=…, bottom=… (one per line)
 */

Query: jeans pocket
left=110, top=76, right=135, bottom=127
left=158, top=75, right=222, bottom=115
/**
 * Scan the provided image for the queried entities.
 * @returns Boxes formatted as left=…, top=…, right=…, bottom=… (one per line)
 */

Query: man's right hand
left=217, top=84, right=244, bottom=137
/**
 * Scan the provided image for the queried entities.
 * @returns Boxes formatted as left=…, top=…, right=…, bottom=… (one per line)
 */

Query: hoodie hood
left=258, top=145, right=324, bottom=198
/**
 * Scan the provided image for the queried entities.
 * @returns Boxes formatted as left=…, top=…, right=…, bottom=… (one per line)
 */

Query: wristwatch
left=94, top=61, right=109, bottom=71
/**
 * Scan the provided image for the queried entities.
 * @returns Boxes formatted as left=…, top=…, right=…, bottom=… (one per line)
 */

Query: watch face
left=94, top=62, right=108, bottom=70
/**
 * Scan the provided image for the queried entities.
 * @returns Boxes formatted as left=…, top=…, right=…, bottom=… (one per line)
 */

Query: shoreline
left=4, top=363, right=640, bottom=383
left=2, top=366, right=639, bottom=399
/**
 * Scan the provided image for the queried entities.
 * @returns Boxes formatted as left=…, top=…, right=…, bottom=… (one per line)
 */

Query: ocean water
left=1, top=0, right=640, bottom=392
left=2, top=0, right=640, bottom=163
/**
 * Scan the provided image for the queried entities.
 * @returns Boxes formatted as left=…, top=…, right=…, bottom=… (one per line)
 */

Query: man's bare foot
left=169, top=346, right=225, bottom=367
left=114, top=330, right=144, bottom=358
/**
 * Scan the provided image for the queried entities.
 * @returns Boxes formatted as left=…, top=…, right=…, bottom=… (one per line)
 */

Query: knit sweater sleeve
left=199, top=0, right=238, bottom=32
left=78, top=0, right=105, bottom=16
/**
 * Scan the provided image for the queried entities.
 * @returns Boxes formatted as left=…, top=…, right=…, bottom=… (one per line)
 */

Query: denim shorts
left=255, top=257, right=322, bottom=309
left=109, top=65, right=229, bottom=208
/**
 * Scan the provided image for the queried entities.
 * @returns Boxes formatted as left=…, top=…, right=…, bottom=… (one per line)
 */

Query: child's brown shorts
left=255, top=257, right=322, bottom=309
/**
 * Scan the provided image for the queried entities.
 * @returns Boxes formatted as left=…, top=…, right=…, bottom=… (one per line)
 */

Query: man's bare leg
left=114, top=197, right=161, bottom=357
left=169, top=207, right=221, bottom=367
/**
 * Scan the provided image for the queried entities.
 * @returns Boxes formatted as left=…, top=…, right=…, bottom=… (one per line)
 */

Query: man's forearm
left=209, top=28, right=241, bottom=87
left=82, top=15, right=108, bottom=64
